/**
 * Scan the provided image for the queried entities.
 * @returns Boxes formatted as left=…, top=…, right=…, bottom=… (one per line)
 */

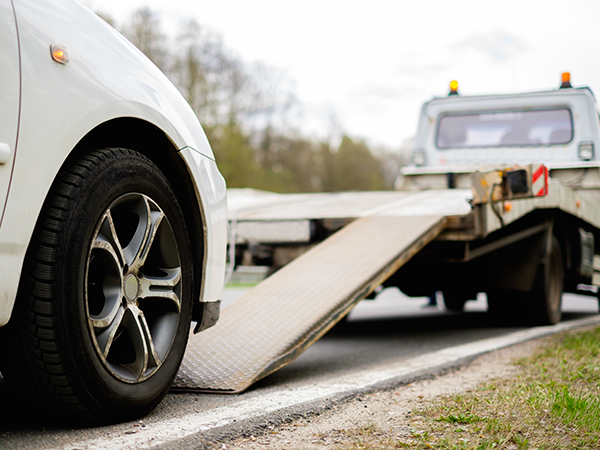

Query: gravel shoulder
left=226, top=338, right=548, bottom=449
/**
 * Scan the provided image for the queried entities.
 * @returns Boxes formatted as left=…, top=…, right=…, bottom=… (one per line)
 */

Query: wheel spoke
left=123, top=198, right=165, bottom=272
left=88, top=290, right=122, bottom=328
left=121, top=198, right=151, bottom=269
left=92, top=211, right=125, bottom=268
left=92, top=304, right=126, bottom=358
left=137, top=209, right=164, bottom=268
left=137, top=310, right=161, bottom=374
left=138, top=268, right=182, bottom=312
left=87, top=211, right=125, bottom=328
left=121, top=306, right=161, bottom=381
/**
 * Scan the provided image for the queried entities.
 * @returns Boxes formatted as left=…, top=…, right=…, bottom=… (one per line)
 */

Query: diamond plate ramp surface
left=173, top=215, right=446, bottom=393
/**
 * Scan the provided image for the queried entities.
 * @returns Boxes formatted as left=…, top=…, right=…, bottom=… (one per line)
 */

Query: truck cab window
left=436, top=108, right=573, bottom=149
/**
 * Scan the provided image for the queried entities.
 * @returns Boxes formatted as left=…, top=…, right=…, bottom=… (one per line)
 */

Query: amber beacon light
left=449, top=80, right=459, bottom=96
left=560, top=72, right=571, bottom=89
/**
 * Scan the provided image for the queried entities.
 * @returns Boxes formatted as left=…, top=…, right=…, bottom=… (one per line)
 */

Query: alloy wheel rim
left=85, top=193, right=182, bottom=383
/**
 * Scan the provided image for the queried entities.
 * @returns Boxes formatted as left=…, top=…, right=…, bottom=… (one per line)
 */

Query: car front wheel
left=0, top=148, right=193, bottom=424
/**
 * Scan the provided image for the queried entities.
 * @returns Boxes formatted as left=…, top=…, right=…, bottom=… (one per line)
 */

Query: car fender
left=0, top=0, right=226, bottom=326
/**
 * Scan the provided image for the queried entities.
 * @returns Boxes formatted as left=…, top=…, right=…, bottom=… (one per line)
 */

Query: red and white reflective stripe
left=531, top=164, right=548, bottom=197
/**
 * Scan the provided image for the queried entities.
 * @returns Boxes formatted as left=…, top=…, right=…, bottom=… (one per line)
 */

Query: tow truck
left=174, top=73, right=600, bottom=393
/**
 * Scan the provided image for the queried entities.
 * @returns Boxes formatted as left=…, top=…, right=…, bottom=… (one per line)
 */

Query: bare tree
left=122, top=7, right=168, bottom=71
left=115, top=7, right=390, bottom=193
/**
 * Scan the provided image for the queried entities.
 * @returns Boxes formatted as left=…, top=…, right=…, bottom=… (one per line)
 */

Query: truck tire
left=528, top=236, right=563, bottom=325
left=486, top=290, right=523, bottom=323
left=442, top=291, right=472, bottom=312
left=487, top=237, right=563, bottom=325
left=0, top=148, right=193, bottom=424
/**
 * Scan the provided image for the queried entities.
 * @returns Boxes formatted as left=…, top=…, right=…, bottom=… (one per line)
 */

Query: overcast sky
left=82, top=0, right=600, bottom=149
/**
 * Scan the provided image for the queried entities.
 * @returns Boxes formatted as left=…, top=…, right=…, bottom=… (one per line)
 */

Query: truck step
left=172, top=215, right=446, bottom=393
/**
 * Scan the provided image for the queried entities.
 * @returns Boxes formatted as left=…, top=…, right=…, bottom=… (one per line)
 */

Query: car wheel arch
left=70, top=117, right=208, bottom=321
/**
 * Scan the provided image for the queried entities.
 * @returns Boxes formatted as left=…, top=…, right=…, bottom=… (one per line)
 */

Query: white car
left=0, top=0, right=227, bottom=423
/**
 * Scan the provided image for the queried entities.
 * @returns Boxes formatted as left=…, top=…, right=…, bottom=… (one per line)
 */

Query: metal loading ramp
left=172, top=215, right=447, bottom=393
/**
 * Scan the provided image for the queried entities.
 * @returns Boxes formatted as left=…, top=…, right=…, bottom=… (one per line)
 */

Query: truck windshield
left=436, top=108, right=573, bottom=149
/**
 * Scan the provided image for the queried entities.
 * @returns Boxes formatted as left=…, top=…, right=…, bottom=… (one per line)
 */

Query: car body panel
left=180, top=147, right=227, bottom=302
left=0, top=0, right=20, bottom=226
left=0, top=0, right=227, bottom=326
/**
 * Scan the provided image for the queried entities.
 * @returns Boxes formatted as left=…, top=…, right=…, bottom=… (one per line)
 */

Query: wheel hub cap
left=124, top=274, right=139, bottom=301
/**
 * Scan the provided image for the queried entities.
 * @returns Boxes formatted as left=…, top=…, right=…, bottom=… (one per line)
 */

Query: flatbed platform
left=174, top=174, right=600, bottom=392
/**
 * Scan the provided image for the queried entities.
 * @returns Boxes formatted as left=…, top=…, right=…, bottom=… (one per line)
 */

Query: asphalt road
left=0, top=289, right=598, bottom=449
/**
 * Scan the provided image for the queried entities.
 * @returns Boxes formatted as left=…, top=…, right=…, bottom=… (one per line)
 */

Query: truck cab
left=397, top=76, right=600, bottom=204
left=414, top=86, right=598, bottom=167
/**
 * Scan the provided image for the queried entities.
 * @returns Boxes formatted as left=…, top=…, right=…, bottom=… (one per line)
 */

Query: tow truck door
left=0, top=0, right=21, bottom=228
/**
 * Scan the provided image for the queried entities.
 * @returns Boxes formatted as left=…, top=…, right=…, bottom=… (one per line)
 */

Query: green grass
left=436, top=413, right=483, bottom=425
left=337, top=326, right=600, bottom=450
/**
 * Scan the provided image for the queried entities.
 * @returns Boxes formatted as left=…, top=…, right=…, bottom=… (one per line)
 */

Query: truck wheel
left=528, top=236, right=563, bottom=325
left=442, top=291, right=470, bottom=312
left=486, top=290, right=522, bottom=323
left=0, top=148, right=193, bottom=424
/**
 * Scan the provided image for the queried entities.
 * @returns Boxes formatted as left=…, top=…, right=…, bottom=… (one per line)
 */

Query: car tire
left=0, top=148, right=193, bottom=424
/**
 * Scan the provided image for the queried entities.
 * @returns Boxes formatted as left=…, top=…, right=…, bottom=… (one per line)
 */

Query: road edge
left=58, top=316, right=600, bottom=450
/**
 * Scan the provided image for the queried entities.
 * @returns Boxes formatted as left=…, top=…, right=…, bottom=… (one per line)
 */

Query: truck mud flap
left=172, top=215, right=446, bottom=393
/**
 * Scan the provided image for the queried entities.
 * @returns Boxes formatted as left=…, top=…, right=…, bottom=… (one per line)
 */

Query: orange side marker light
left=50, top=44, right=70, bottom=64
